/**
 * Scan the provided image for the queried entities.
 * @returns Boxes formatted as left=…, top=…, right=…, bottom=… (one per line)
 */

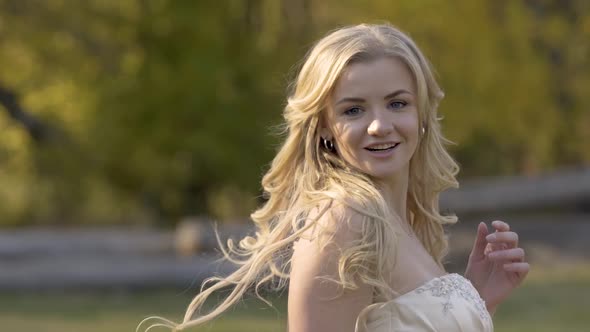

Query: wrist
left=463, top=274, right=497, bottom=316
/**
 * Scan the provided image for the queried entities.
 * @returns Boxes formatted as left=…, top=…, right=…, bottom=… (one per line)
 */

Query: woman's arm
left=288, top=205, right=372, bottom=332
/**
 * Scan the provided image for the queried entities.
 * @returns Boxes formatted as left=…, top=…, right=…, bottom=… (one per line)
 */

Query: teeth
left=368, top=143, right=396, bottom=150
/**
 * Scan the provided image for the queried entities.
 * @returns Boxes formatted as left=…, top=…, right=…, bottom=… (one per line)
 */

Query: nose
left=367, top=114, right=394, bottom=136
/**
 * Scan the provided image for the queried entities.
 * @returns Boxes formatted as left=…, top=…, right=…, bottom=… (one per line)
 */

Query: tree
left=0, top=0, right=587, bottom=225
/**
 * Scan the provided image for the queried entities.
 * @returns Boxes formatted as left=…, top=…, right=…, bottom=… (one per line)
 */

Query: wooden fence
left=1, top=168, right=588, bottom=290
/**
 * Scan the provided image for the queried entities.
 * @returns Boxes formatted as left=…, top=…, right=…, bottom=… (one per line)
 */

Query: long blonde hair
left=138, top=22, right=459, bottom=332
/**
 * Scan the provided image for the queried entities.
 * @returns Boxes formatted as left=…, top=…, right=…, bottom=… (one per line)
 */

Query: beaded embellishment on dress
left=415, top=273, right=492, bottom=324
left=355, top=273, right=494, bottom=331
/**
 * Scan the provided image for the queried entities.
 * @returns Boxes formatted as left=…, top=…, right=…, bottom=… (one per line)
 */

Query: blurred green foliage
left=0, top=0, right=588, bottom=225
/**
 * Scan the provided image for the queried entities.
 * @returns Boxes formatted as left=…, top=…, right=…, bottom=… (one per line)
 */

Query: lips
left=365, top=142, right=400, bottom=151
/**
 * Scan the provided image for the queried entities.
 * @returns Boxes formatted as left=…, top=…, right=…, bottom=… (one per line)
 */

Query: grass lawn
left=2, top=265, right=588, bottom=332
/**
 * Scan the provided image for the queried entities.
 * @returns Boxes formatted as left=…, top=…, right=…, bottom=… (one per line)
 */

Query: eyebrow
left=335, top=89, right=413, bottom=106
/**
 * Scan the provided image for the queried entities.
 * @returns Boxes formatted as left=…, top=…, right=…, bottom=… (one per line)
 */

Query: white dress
left=355, top=273, right=494, bottom=332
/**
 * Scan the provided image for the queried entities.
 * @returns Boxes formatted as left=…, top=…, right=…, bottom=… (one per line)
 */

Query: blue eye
left=389, top=101, right=407, bottom=109
left=344, top=107, right=362, bottom=116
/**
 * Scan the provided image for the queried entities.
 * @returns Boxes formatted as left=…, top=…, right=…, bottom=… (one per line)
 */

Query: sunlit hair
left=137, top=22, right=459, bottom=332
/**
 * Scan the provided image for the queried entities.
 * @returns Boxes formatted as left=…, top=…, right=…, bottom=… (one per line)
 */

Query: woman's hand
left=464, top=220, right=530, bottom=315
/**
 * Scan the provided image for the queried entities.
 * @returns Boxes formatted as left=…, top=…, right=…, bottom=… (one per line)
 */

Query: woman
left=139, top=23, right=529, bottom=332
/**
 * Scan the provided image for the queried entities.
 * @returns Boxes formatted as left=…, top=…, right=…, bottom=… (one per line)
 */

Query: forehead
left=331, top=57, right=416, bottom=101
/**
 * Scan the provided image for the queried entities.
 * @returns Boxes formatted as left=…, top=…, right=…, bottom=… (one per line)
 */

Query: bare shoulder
left=289, top=200, right=372, bottom=332
left=299, top=200, right=365, bottom=249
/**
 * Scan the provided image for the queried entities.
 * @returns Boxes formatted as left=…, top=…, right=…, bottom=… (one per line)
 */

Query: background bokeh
left=0, top=0, right=588, bottom=331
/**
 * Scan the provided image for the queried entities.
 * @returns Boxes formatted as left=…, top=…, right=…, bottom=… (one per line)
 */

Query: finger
left=486, top=231, right=519, bottom=249
left=491, top=220, right=510, bottom=232
left=487, top=248, right=525, bottom=262
left=489, top=221, right=511, bottom=252
left=503, top=262, right=530, bottom=275
left=470, top=222, right=489, bottom=260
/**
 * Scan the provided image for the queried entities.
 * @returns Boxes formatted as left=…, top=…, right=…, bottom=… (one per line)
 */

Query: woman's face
left=322, top=56, right=420, bottom=181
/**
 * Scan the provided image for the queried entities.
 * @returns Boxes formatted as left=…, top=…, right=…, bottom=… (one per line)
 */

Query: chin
left=366, top=170, right=396, bottom=180
left=366, top=164, right=409, bottom=180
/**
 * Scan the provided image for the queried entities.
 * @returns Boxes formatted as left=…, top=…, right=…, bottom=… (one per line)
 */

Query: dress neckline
left=385, top=273, right=492, bottom=324
left=360, top=273, right=493, bottom=330
left=391, top=273, right=457, bottom=303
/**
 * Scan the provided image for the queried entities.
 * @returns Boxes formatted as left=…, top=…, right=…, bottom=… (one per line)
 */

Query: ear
left=320, top=127, right=332, bottom=140
left=420, top=122, right=427, bottom=136
left=319, top=114, right=332, bottom=140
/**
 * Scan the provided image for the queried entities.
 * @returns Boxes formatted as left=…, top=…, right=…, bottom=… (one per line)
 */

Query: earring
left=421, top=127, right=426, bottom=136
left=321, top=137, right=335, bottom=152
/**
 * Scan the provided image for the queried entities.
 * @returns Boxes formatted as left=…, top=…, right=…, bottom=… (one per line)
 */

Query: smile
left=365, top=143, right=400, bottom=152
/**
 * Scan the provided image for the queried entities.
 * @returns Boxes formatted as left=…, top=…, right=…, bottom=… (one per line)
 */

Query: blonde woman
left=139, top=23, right=529, bottom=332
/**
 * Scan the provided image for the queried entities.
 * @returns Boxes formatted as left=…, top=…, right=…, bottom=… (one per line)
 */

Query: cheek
left=332, top=123, right=365, bottom=163
left=335, top=122, right=364, bottom=147
left=399, top=115, right=420, bottom=140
